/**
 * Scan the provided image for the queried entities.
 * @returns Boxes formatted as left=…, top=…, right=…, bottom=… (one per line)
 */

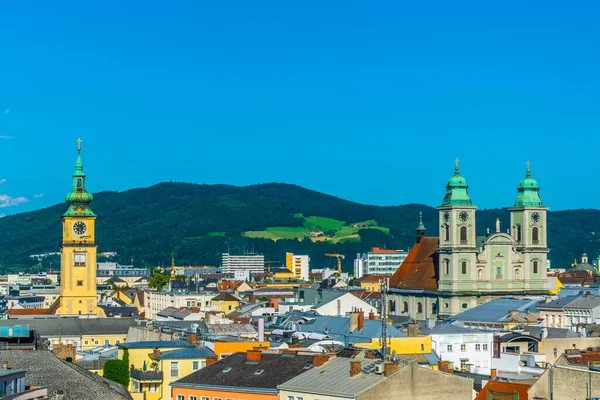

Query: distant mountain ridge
left=0, top=182, right=597, bottom=273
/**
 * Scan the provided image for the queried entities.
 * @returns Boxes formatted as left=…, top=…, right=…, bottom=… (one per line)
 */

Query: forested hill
left=0, top=182, right=597, bottom=273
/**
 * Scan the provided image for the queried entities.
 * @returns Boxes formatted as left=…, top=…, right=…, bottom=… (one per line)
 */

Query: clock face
left=459, top=211, right=469, bottom=223
left=531, top=212, right=540, bottom=223
left=443, top=212, right=450, bottom=222
left=73, top=221, right=87, bottom=235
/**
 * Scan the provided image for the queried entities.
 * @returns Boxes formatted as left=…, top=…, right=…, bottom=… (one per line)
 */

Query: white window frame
left=170, top=361, right=179, bottom=378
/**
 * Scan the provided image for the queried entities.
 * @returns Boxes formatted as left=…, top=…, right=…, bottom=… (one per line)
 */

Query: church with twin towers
left=389, top=160, right=549, bottom=319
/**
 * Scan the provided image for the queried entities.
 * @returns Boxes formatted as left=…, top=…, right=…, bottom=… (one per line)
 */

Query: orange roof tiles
left=389, top=237, right=438, bottom=291
left=475, top=380, right=531, bottom=400
left=6, top=308, right=49, bottom=316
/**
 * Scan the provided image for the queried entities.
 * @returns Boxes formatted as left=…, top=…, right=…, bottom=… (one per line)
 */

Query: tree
left=148, top=273, right=169, bottom=291
left=175, top=274, right=187, bottom=280
left=103, top=359, right=130, bottom=388
left=122, top=348, right=129, bottom=367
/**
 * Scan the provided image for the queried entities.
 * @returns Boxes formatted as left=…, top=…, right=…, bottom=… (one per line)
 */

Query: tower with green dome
left=55, top=139, right=100, bottom=316
left=437, top=159, right=478, bottom=292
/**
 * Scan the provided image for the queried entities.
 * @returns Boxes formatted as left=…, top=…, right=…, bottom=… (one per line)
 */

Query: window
left=532, top=227, right=539, bottom=245
left=76, top=280, right=83, bottom=286
left=417, top=302, right=423, bottom=313
left=94, top=340, right=99, bottom=345
left=515, top=224, right=522, bottom=242
left=533, top=261, right=539, bottom=274
left=483, top=344, right=488, bottom=351
left=447, top=345, right=453, bottom=352
left=477, top=269, right=483, bottom=281
left=170, top=361, right=179, bottom=378
left=74, top=253, right=86, bottom=267
left=148, top=383, right=158, bottom=393
left=115, top=340, right=120, bottom=344
left=83, top=340, right=89, bottom=345
left=460, top=226, right=467, bottom=244
left=77, top=178, right=83, bottom=188
left=462, top=303, right=468, bottom=309
left=176, top=396, right=184, bottom=400
left=461, top=261, right=467, bottom=274
left=461, top=344, right=466, bottom=352
left=444, top=225, right=450, bottom=242
left=403, top=302, right=408, bottom=313
left=444, top=260, right=449, bottom=275
left=287, top=397, right=294, bottom=400
left=475, top=344, right=481, bottom=351
left=202, top=397, right=209, bottom=400
left=104, top=340, right=109, bottom=346
left=189, top=397, right=197, bottom=400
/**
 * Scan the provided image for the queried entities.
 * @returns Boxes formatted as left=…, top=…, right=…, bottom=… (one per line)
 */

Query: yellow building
left=355, top=275, right=391, bottom=292
left=119, top=339, right=216, bottom=400
left=285, top=252, right=309, bottom=280
left=211, top=292, right=240, bottom=314
left=55, top=139, right=100, bottom=316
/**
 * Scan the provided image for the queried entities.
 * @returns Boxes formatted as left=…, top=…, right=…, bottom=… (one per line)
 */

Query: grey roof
left=0, top=317, right=135, bottom=336
left=173, top=352, right=314, bottom=391
left=157, top=307, right=180, bottom=317
left=278, top=357, right=390, bottom=396
left=565, top=296, right=600, bottom=310
left=117, top=340, right=194, bottom=349
left=288, top=314, right=406, bottom=343
left=151, top=347, right=216, bottom=360
left=451, top=298, right=542, bottom=323
left=99, top=305, right=139, bottom=317
left=559, top=287, right=600, bottom=297
left=522, top=326, right=581, bottom=339
left=0, top=350, right=131, bottom=400
left=421, top=323, right=492, bottom=336
left=537, top=296, right=580, bottom=310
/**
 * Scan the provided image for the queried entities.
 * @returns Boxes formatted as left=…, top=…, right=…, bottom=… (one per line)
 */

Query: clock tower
left=55, top=139, right=99, bottom=315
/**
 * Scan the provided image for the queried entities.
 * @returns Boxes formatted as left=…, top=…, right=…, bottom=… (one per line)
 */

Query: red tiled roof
left=6, top=308, right=50, bottom=316
left=389, top=237, right=438, bottom=290
left=356, top=275, right=390, bottom=283
left=371, top=247, right=397, bottom=253
left=475, top=380, right=531, bottom=400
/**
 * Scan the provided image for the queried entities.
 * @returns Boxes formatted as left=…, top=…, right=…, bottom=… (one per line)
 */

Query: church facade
left=54, top=140, right=100, bottom=315
left=389, top=162, right=549, bottom=319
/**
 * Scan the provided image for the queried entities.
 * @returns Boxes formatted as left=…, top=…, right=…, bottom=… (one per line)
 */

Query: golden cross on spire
left=454, top=157, right=460, bottom=172
left=76, top=138, right=82, bottom=152
left=526, top=160, right=531, bottom=173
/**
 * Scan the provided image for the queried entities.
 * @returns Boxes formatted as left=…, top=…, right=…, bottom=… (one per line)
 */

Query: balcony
left=130, top=369, right=163, bottom=382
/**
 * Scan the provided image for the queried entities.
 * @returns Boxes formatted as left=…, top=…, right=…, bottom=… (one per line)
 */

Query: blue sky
left=0, top=1, right=598, bottom=215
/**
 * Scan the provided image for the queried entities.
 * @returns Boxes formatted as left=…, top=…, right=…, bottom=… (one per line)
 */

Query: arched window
left=533, top=260, right=539, bottom=274
left=403, top=302, right=408, bottom=313
left=532, top=227, right=539, bottom=245
left=444, top=260, right=449, bottom=275
left=477, top=269, right=483, bottom=281
left=444, top=225, right=450, bottom=242
left=460, top=226, right=468, bottom=244
left=461, top=261, right=467, bottom=275
left=76, top=178, right=83, bottom=188
left=417, top=302, right=423, bottom=313
left=515, top=224, right=522, bottom=242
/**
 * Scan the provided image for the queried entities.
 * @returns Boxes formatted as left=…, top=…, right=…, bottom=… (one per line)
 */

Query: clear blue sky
left=0, top=1, right=598, bottom=215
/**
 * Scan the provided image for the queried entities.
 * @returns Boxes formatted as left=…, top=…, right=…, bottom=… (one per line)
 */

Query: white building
left=423, top=323, right=494, bottom=375
left=353, top=254, right=368, bottom=278
left=366, top=248, right=408, bottom=275
left=221, top=253, right=265, bottom=276
left=144, top=290, right=219, bottom=320
left=286, top=253, right=309, bottom=281
left=7, top=273, right=58, bottom=285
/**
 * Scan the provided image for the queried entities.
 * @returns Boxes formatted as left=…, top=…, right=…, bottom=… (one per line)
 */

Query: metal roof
left=117, top=340, right=193, bottom=349
left=151, top=347, right=216, bottom=360
left=292, top=314, right=406, bottom=343
left=537, top=296, right=580, bottom=309
left=451, top=299, right=541, bottom=323
left=0, top=317, right=135, bottom=336
left=278, top=357, right=392, bottom=396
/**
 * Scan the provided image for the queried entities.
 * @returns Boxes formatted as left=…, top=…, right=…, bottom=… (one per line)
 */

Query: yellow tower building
left=55, top=139, right=100, bottom=316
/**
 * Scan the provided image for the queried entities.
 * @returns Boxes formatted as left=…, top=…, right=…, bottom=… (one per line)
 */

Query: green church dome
left=64, top=139, right=96, bottom=217
left=514, top=164, right=543, bottom=207
left=441, top=161, right=473, bottom=206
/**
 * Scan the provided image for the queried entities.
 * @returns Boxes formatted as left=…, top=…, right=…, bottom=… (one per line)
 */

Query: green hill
left=0, top=182, right=597, bottom=273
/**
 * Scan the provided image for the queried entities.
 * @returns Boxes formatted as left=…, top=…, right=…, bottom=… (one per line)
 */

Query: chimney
left=206, top=357, right=217, bottom=366
left=350, top=311, right=359, bottom=332
left=153, top=348, right=161, bottom=355
left=350, top=360, right=361, bottom=377
left=365, top=351, right=374, bottom=359
left=408, top=321, right=419, bottom=337
left=188, top=333, right=197, bottom=345
left=1, top=362, right=8, bottom=370
left=490, top=369, right=497, bottom=380
left=541, top=327, right=548, bottom=339
left=258, top=318, right=265, bottom=342
left=368, top=311, right=375, bottom=320
left=438, top=360, right=453, bottom=374
left=357, top=311, right=365, bottom=331
left=383, top=361, right=398, bottom=377
left=509, top=310, right=519, bottom=317
left=246, top=350, right=262, bottom=362
left=313, top=354, right=329, bottom=367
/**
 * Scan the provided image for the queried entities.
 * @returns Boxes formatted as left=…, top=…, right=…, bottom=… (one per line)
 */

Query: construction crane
left=325, top=253, right=345, bottom=274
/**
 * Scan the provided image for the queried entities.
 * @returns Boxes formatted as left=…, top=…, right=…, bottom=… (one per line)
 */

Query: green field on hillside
left=244, top=215, right=390, bottom=243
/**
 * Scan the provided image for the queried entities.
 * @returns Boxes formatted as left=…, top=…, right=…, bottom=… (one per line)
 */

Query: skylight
left=223, top=367, right=232, bottom=373
left=254, top=369, right=264, bottom=375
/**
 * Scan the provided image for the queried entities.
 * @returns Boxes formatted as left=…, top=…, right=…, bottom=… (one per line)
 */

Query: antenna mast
left=380, top=277, right=388, bottom=361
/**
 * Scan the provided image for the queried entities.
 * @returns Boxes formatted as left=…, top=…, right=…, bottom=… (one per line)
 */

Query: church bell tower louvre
left=54, top=138, right=100, bottom=316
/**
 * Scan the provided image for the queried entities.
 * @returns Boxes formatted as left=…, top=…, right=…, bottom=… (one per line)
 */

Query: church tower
left=509, top=162, right=548, bottom=289
left=416, top=212, right=426, bottom=244
left=437, top=159, right=478, bottom=292
left=55, top=139, right=99, bottom=315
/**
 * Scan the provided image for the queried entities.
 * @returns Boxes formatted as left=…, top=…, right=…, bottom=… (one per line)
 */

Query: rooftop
left=451, top=298, right=541, bottom=323
left=117, top=340, right=194, bottom=350
left=150, top=347, right=216, bottom=360
left=0, top=317, right=135, bottom=336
